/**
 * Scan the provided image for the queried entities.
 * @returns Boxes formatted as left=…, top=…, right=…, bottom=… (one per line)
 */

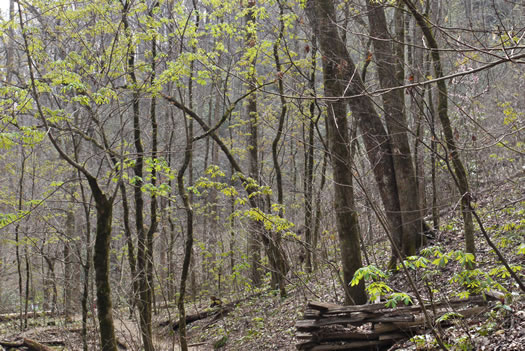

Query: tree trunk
left=270, top=1, right=289, bottom=296
left=90, top=185, right=118, bottom=351
left=306, top=0, right=405, bottom=272
left=403, top=0, right=475, bottom=255
left=303, top=36, right=317, bottom=273
left=78, top=176, right=92, bottom=351
left=366, top=1, right=423, bottom=257
left=177, top=111, right=195, bottom=351
left=245, top=0, right=262, bottom=288
left=63, top=211, right=75, bottom=321
left=122, top=1, right=155, bottom=348
left=306, top=0, right=366, bottom=305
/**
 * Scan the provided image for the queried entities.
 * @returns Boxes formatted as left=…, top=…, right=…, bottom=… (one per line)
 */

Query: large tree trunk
left=306, top=0, right=366, bottom=305
left=89, top=184, right=118, bottom=351
left=366, top=1, right=424, bottom=257
left=306, top=0, right=405, bottom=273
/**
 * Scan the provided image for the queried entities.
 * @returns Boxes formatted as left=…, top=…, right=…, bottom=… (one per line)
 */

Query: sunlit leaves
left=0, top=133, right=16, bottom=150
left=386, top=292, right=413, bottom=308
left=0, top=210, right=29, bottom=229
left=351, top=265, right=389, bottom=286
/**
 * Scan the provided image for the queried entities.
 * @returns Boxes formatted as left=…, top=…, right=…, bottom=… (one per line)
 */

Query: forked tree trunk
left=366, top=1, right=424, bottom=257
left=306, top=0, right=410, bottom=273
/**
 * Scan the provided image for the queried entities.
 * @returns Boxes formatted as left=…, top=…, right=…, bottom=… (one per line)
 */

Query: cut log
left=316, top=295, right=488, bottom=316
left=303, top=310, right=321, bottom=319
left=297, top=296, right=493, bottom=350
left=302, top=340, right=392, bottom=350
left=307, top=301, right=340, bottom=312
left=298, top=330, right=408, bottom=343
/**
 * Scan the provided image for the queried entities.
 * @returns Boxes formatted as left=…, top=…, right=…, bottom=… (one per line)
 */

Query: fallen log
left=159, top=291, right=264, bottom=330
left=0, top=338, right=54, bottom=351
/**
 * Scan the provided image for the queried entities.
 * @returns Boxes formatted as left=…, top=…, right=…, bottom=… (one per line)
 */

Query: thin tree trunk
left=78, top=174, right=92, bottom=351
left=403, top=0, right=475, bottom=254
left=15, top=152, right=27, bottom=330
left=121, top=2, right=154, bottom=348
left=426, top=69, right=440, bottom=231
left=312, top=150, right=327, bottom=270
left=245, top=0, right=262, bottom=288
left=269, top=0, right=289, bottom=296
left=147, top=5, right=159, bottom=316
left=6, top=0, right=15, bottom=83
left=24, top=243, right=30, bottom=330
left=177, top=108, right=194, bottom=351
left=119, top=182, right=138, bottom=314
left=64, top=211, right=75, bottom=321
left=303, top=36, right=317, bottom=273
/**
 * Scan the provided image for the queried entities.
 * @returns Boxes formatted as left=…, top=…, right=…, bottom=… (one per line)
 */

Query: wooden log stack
left=296, top=296, right=491, bottom=350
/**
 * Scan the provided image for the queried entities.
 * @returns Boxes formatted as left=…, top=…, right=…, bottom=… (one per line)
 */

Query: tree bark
left=177, top=111, right=194, bottom=351
left=63, top=211, right=75, bottom=321
left=366, top=1, right=424, bottom=257
left=306, top=0, right=366, bottom=305
left=306, top=0, right=405, bottom=277
left=89, top=181, right=118, bottom=351
left=303, top=36, right=318, bottom=273
left=245, top=0, right=263, bottom=288
left=121, top=2, right=155, bottom=349
left=403, top=0, right=475, bottom=255
left=270, top=0, right=289, bottom=296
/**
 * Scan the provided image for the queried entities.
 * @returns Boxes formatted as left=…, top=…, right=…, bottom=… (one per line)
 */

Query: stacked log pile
left=296, top=295, right=491, bottom=350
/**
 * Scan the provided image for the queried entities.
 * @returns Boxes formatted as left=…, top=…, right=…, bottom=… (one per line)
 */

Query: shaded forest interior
left=0, top=0, right=524, bottom=350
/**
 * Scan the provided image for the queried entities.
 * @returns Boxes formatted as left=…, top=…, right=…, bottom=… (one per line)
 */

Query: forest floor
left=160, top=173, right=525, bottom=350
left=0, top=173, right=524, bottom=350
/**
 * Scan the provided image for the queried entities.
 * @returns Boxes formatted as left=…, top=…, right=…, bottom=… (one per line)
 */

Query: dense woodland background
left=0, top=0, right=524, bottom=350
